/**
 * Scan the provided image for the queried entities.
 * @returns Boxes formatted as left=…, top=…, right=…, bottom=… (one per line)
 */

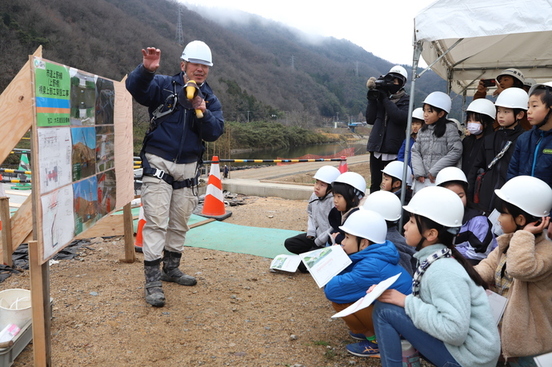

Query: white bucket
left=0, top=289, right=32, bottom=329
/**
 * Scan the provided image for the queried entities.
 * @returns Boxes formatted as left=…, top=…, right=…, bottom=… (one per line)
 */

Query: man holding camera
left=126, top=41, right=224, bottom=307
left=365, top=65, right=410, bottom=193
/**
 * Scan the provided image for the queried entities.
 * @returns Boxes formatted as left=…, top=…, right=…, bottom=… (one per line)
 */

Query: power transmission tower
left=176, top=5, right=184, bottom=46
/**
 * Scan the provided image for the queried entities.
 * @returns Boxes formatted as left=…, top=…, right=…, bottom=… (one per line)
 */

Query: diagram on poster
left=41, top=185, right=75, bottom=260
left=37, top=127, right=72, bottom=194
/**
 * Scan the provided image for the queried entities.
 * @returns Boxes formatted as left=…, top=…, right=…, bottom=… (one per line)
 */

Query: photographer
left=366, top=65, right=410, bottom=193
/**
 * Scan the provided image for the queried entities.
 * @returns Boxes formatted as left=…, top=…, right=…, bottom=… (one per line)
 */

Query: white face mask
left=467, top=122, right=483, bottom=135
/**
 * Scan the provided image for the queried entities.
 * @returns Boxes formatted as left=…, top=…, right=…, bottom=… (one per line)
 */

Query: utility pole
left=176, top=5, right=184, bottom=46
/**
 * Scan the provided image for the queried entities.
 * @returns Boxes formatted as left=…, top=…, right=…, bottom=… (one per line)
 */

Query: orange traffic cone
left=200, top=156, right=232, bottom=220
left=338, top=156, right=348, bottom=173
left=134, top=204, right=146, bottom=253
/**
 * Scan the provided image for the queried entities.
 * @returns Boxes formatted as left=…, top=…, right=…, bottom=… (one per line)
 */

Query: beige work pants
left=141, top=153, right=199, bottom=261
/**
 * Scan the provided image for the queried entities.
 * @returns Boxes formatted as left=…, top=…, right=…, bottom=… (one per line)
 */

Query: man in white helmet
left=365, top=65, right=410, bottom=193
left=126, top=40, right=224, bottom=307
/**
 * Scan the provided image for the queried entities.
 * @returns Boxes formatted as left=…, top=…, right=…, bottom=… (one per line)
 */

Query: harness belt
left=142, top=167, right=199, bottom=189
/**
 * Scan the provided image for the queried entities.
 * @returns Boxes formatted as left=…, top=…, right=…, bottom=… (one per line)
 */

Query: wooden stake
left=29, top=240, right=51, bottom=367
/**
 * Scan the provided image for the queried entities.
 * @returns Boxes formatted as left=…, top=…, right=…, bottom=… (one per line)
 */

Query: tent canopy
left=414, top=0, right=552, bottom=96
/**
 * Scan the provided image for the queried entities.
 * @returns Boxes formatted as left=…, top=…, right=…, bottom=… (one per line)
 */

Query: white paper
left=534, top=352, right=552, bottom=367
left=485, top=289, right=508, bottom=326
left=299, top=245, right=352, bottom=288
left=487, top=209, right=503, bottom=237
left=331, top=273, right=402, bottom=318
left=37, top=127, right=73, bottom=194
left=270, top=254, right=301, bottom=273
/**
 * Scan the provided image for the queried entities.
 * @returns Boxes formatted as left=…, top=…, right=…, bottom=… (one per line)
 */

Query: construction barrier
left=200, top=156, right=232, bottom=220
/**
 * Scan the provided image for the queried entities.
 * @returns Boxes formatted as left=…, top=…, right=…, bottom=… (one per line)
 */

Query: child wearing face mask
left=467, top=88, right=528, bottom=213
left=411, top=92, right=463, bottom=194
left=461, top=99, right=496, bottom=177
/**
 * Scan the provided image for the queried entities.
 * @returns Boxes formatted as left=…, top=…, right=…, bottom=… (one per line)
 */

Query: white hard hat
left=403, top=186, right=464, bottom=228
left=313, top=166, right=341, bottom=184
left=339, top=209, right=387, bottom=244
left=466, top=98, right=496, bottom=120
left=181, top=40, right=213, bottom=67
left=363, top=191, right=402, bottom=221
left=333, top=172, right=366, bottom=194
left=495, top=87, right=528, bottom=110
left=412, top=107, right=424, bottom=121
left=381, top=161, right=412, bottom=186
left=497, top=68, right=525, bottom=84
left=528, top=81, right=552, bottom=96
left=423, top=91, right=452, bottom=113
left=435, top=167, right=468, bottom=187
left=524, top=78, right=537, bottom=88
left=495, top=176, right=552, bottom=217
left=388, top=65, right=408, bottom=83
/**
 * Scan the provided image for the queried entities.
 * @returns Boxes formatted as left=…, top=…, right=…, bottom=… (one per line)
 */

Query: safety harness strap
left=142, top=166, right=198, bottom=189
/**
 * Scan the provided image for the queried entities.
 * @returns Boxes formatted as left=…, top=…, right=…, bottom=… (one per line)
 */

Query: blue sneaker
left=348, top=331, right=366, bottom=341
left=346, top=339, right=380, bottom=357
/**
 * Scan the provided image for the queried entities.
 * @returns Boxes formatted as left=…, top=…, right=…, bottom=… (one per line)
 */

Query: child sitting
left=327, top=172, right=366, bottom=245
left=411, top=91, right=463, bottom=194
left=398, top=107, right=424, bottom=167
left=372, top=186, right=501, bottom=366
left=436, top=167, right=497, bottom=265
left=284, top=166, right=341, bottom=272
left=324, top=209, right=412, bottom=357
left=363, top=190, right=416, bottom=275
left=475, top=176, right=552, bottom=364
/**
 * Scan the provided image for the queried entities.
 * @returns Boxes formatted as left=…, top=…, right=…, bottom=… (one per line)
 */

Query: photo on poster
left=95, top=126, right=115, bottom=172
left=73, top=176, right=100, bottom=236
left=97, top=170, right=117, bottom=215
left=37, top=127, right=72, bottom=194
left=71, top=126, right=96, bottom=181
left=95, top=77, right=115, bottom=125
left=41, top=185, right=75, bottom=260
left=70, top=68, right=96, bottom=126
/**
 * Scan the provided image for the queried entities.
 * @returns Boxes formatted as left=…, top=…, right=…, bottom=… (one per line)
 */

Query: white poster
left=41, top=185, right=75, bottom=260
left=37, top=127, right=72, bottom=194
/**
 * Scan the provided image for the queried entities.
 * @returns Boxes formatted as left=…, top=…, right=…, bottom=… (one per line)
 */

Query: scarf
left=412, top=247, right=452, bottom=297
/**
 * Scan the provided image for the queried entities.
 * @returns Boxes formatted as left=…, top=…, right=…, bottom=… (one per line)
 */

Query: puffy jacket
left=507, top=127, right=552, bottom=187
left=366, top=91, right=410, bottom=154
left=324, top=240, right=412, bottom=304
left=467, top=125, right=524, bottom=213
left=126, top=64, right=224, bottom=164
left=306, top=193, right=335, bottom=247
left=411, top=121, right=462, bottom=179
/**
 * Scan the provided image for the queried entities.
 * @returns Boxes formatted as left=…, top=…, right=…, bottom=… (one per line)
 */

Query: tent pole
left=399, top=41, right=423, bottom=229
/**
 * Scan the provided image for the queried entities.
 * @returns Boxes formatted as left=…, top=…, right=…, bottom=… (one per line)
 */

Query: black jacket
left=366, top=91, right=410, bottom=154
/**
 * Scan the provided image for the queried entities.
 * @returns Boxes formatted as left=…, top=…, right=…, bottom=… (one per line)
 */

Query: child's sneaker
left=346, top=339, right=380, bottom=357
left=348, top=331, right=366, bottom=341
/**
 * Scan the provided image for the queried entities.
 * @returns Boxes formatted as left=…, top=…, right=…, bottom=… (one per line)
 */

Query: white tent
left=413, top=0, right=552, bottom=96
left=398, top=0, right=552, bottom=212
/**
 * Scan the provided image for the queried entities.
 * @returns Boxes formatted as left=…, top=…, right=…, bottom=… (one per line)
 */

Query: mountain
left=0, top=0, right=457, bottom=127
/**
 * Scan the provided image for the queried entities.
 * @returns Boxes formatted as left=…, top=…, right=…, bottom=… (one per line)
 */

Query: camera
left=367, top=74, right=400, bottom=100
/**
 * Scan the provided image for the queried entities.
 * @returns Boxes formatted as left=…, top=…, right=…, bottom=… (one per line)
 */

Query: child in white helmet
left=398, top=107, right=424, bottom=168
left=328, top=172, right=366, bottom=245
left=363, top=191, right=416, bottom=275
left=284, top=166, right=341, bottom=272
left=475, top=176, right=552, bottom=363
left=373, top=186, right=500, bottom=367
left=436, top=167, right=497, bottom=265
left=461, top=98, right=496, bottom=177
left=411, top=91, right=462, bottom=194
left=467, top=88, right=528, bottom=213
left=380, top=160, right=413, bottom=202
left=324, top=209, right=412, bottom=358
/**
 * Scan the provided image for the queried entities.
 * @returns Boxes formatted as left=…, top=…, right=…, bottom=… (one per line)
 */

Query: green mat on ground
left=184, top=214, right=299, bottom=258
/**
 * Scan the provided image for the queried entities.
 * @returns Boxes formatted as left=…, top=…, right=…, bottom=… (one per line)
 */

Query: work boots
left=144, top=259, right=166, bottom=307
left=161, top=250, right=197, bottom=286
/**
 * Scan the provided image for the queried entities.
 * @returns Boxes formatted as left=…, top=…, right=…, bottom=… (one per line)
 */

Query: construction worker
left=126, top=40, right=224, bottom=307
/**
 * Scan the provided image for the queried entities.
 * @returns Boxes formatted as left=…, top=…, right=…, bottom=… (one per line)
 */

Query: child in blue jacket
left=324, top=209, right=412, bottom=357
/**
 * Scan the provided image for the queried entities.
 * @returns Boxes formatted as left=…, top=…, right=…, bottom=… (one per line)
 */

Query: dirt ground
left=4, top=164, right=394, bottom=367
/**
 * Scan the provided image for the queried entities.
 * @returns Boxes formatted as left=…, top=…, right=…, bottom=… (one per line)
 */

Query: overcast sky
left=180, top=0, right=437, bottom=66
